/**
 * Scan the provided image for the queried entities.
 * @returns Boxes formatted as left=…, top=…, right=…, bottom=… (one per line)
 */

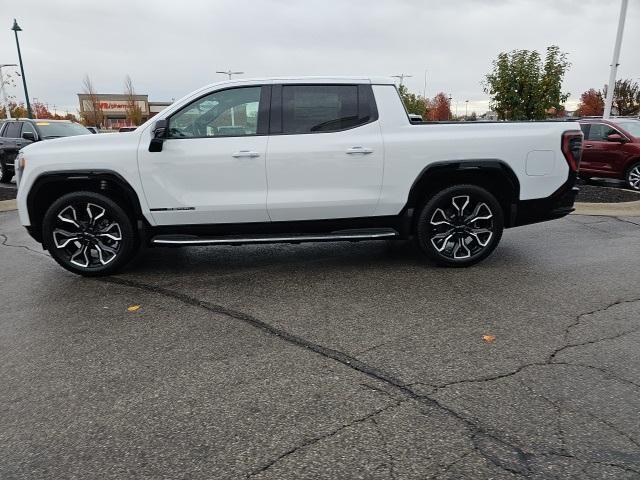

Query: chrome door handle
left=346, top=146, right=373, bottom=154
left=584, top=144, right=593, bottom=148
left=232, top=151, right=260, bottom=158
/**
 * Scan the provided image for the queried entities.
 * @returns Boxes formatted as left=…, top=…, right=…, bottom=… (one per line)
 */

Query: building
left=78, top=93, right=172, bottom=129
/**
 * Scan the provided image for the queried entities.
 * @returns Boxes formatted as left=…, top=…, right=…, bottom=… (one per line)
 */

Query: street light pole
left=391, top=74, right=413, bottom=87
left=0, top=63, right=17, bottom=119
left=11, top=19, right=32, bottom=119
left=603, top=0, right=629, bottom=119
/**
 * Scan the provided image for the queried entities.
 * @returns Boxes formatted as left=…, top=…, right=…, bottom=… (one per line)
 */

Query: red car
left=577, top=118, right=640, bottom=190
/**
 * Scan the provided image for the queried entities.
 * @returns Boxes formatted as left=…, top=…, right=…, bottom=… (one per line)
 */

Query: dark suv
left=0, top=118, right=90, bottom=183
left=577, top=118, right=640, bottom=190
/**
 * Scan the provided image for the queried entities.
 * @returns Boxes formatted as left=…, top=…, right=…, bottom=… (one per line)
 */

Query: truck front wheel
left=42, top=191, right=138, bottom=276
left=415, top=184, right=504, bottom=267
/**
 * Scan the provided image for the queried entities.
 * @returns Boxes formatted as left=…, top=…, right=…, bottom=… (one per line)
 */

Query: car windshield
left=35, top=121, right=91, bottom=138
left=613, top=120, right=640, bottom=138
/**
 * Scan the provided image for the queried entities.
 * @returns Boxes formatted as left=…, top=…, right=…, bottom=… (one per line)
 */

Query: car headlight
left=15, top=152, right=26, bottom=186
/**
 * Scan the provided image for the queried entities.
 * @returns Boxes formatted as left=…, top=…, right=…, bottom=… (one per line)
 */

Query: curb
left=0, top=199, right=17, bottom=212
left=573, top=200, right=640, bottom=217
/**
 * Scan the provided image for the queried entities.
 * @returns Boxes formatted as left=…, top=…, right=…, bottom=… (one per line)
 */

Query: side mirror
left=149, top=119, right=168, bottom=152
left=22, top=131, right=36, bottom=142
left=606, top=133, right=626, bottom=143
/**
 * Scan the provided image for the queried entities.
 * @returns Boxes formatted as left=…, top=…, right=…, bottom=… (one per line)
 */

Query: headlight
left=15, top=153, right=26, bottom=186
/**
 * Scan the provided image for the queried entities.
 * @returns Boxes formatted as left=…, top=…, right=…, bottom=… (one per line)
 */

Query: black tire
left=415, top=184, right=504, bottom=267
left=626, top=161, right=640, bottom=191
left=0, top=159, right=13, bottom=184
left=42, top=191, right=138, bottom=276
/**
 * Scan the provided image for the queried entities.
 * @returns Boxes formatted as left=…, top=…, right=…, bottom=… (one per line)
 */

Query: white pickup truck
left=15, top=77, right=582, bottom=276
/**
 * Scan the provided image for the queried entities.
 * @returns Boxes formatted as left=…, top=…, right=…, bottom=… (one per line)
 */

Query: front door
left=138, top=85, right=271, bottom=225
left=265, top=83, right=384, bottom=222
left=582, top=123, right=627, bottom=174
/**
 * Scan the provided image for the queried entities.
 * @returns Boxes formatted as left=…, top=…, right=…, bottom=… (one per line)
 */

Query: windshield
left=613, top=120, right=640, bottom=138
left=35, top=121, right=91, bottom=139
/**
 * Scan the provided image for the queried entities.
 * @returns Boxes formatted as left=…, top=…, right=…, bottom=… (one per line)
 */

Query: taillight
left=561, top=130, right=583, bottom=172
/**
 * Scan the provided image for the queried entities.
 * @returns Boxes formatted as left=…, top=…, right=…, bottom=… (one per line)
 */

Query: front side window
left=587, top=123, right=618, bottom=141
left=280, top=85, right=375, bottom=134
left=22, top=122, right=36, bottom=137
left=168, top=87, right=262, bottom=138
left=614, top=121, right=640, bottom=138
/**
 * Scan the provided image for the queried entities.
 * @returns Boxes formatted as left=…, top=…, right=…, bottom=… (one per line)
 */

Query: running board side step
left=150, top=228, right=399, bottom=246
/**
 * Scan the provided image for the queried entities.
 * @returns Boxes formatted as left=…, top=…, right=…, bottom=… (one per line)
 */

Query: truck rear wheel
left=415, top=184, right=504, bottom=267
left=0, top=159, right=12, bottom=183
left=42, top=191, right=137, bottom=276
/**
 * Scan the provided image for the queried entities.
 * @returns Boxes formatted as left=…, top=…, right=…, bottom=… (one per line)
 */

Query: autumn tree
left=602, top=79, right=640, bottom=116
left=33, top=101, right=54, bottom=119
left=484, top=45, right=570, bottom=120
left=80, top=75, right=104, bottom=127
left=575, top=89, right=604, bottom=116
left=124, top=75, right=143, bottom=126
left=425, top=92, right=452, bottom=121
left=0, top=101, right=28, bottom=119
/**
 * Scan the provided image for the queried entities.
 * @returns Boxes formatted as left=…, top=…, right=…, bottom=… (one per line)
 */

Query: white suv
left=15, top=77, right=582, bottom=276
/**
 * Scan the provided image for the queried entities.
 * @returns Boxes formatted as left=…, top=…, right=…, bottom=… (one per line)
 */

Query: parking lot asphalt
left=1, top=210, right=640, bottom=479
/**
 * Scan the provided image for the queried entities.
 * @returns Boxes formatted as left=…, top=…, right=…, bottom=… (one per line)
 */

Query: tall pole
left=11, top=19, right=32, bottom=119
left=216, top=70, right=244, bottom=80
left=603, top=0, right=629, bottom=119
left=392, top=74, right=412, bottom=87
left=0, top=64, right=17, bottom=119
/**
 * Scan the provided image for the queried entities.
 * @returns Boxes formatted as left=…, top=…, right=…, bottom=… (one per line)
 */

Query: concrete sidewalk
left=574, top=199, right=640, bottom=217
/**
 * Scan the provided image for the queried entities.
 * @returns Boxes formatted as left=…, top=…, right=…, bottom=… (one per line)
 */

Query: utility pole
left=0, top=63, right=17, bottom=119
left=392, top=74, right=412, bottom=87
left=216, top=70, right=244, bottom=80
left=603, top=0, right=629, bottom=119
left=465, top=100, right=469, bottom=119
left=11, top=19, right=32, bottom=119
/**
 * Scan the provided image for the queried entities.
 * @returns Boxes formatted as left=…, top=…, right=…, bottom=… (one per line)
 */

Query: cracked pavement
left=1, top=210, right=640, bottom=479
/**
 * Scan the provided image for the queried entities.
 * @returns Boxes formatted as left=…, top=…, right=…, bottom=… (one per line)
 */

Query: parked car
left=15, top=77, right=582, bottom=276
left=577, top=118, right=640, bottom=190
left=0, top=119, right=91, bottom=183
left=118, top=126, right=137, bottom=132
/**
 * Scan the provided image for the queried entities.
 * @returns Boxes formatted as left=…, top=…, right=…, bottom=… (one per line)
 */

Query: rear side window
left=277, top=84, right=377, bottom=134
left=3, top=122, right=21, bottom=138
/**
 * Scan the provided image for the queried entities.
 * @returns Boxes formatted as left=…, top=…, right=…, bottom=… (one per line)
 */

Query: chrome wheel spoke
left=452, top=237, right=471, bottom=259
left=86, top=203, right=106, bottom=225
left=430, top=208, right=453, bottom=226
left=451, top=195, right=470, bottom=216
left=93, top=240, right=118, bottom=265
left=431, top=230, right=454, bottom=252
left=96, top=222, right=122, bottom=241
left=468, top=228, right=493, bottom=247
left=70, top=244, right=90, bottom=268
left=52, top=228, right=80, bottom=249
left=57, top=205, right=80, bottom=228
left=465, top=202, right=493, bottom=224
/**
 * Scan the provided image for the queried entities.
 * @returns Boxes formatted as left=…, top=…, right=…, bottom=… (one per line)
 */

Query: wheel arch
left=26, top=170, right=148, bottom=243
left=404, top=160, right=521, bottom=228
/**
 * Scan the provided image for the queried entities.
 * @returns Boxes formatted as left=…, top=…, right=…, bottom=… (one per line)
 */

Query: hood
left=21, top=131, right=141, bottom=154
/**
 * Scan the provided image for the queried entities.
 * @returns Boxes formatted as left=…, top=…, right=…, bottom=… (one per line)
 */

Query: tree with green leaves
left=602, top=79, right=640, bottom=116
left=398, top=84, right=427, bottom=117
left=484, top=45, right=570, bottom=120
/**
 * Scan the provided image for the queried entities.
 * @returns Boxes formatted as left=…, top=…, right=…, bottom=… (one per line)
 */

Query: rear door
left=265, top=83, right=384, bottom=221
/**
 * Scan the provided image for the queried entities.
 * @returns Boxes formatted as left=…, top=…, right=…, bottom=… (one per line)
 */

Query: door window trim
left=585, top=122, right=629, bottom=142
left=165, top=85, right=271, bottom=140
left=268, top=83, right=379, bottom=136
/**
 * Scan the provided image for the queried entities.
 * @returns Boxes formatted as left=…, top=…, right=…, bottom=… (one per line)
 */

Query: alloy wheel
left=628, top=165, right=640, bottom=190
left=428, top=195, right=494, bottom=260
left=52, top=202, right=123, bottom=268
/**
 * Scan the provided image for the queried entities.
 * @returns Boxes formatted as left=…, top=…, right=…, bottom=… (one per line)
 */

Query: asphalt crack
left=247, top=400, right=405, bottom=478
left=0, top=233, right=49, bottom=258
left=99, top=276, right=640, bottom=478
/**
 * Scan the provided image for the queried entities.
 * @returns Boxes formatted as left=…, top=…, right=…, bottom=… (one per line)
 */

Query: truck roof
left=205, top=76, right=397, bottom=87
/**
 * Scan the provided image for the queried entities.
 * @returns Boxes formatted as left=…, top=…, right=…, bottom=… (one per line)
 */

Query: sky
left=0, top=0, right=639, bottom=116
